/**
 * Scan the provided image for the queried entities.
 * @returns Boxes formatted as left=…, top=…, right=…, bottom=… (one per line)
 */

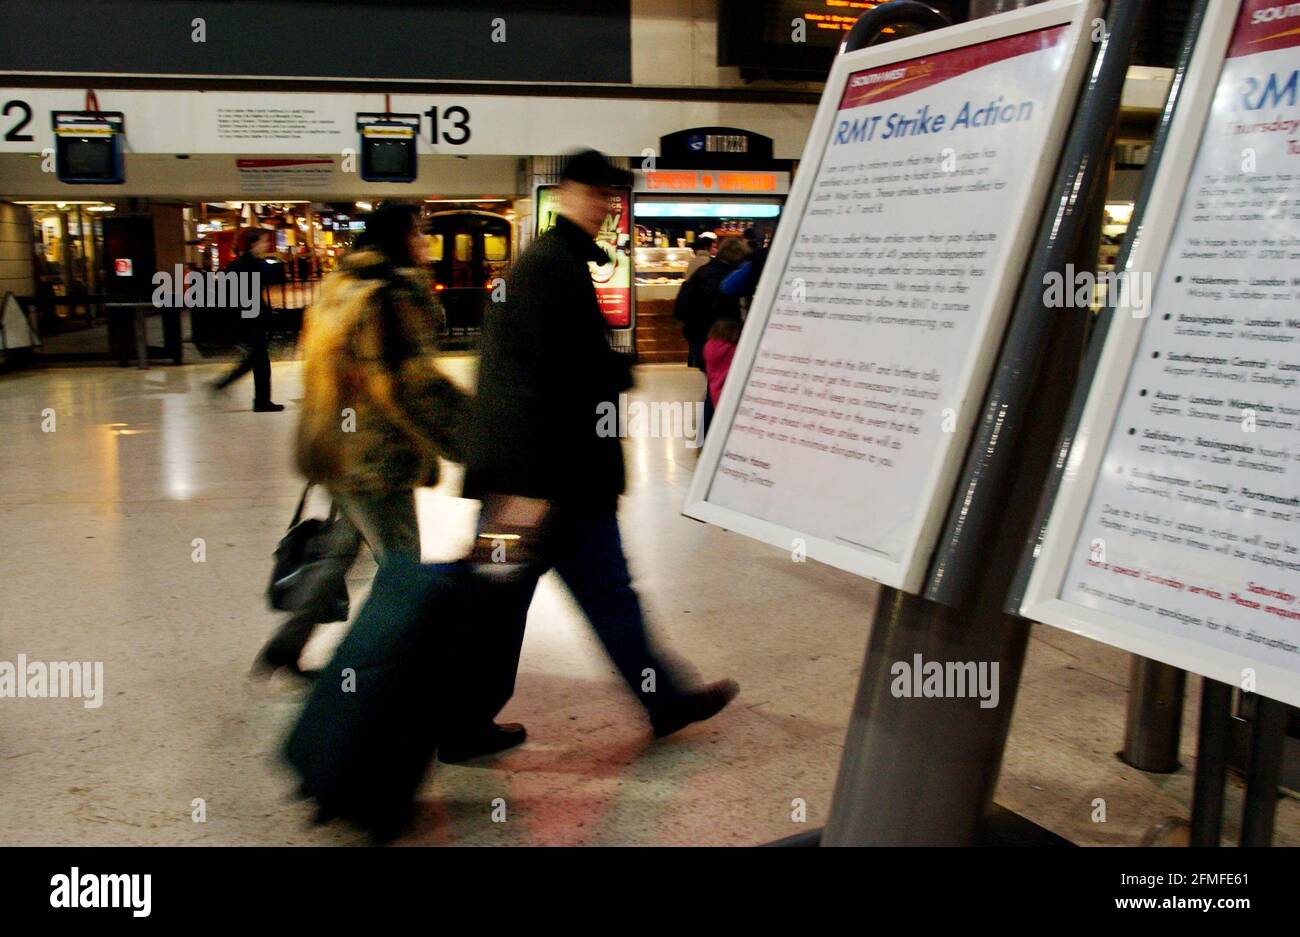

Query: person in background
left=210, top=227, right=281, bottom=411
left=464, top=148, right=739, bottom=752
left=673, top=236, right=748, bottom=369
left=720, top=226, right=770, bottom=315
left=674, top=236, right=748, bottom=439
left=684, top=231, right=717, bottom=278
left=701, top=317, right=742, bottom=440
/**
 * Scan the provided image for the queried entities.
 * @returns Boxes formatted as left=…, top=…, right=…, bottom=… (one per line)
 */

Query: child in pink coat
left=703, top=318, right=742, bottom=406
left=701, top=318, right=742, bottom=440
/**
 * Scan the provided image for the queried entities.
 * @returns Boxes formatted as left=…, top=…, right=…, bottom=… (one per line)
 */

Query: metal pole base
left=822, top=589, right=1031, bottom=846
left=1119, top=657, right=1186, bottom=773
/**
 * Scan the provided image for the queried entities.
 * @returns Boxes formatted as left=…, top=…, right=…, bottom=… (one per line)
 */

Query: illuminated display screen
left=719, top=0, right=1194, bottom=74
left=786, top=1, right=882, bottom=38
left=718, top=0, right=967, bottom=76
left=634, top=202, right=782, bottom=218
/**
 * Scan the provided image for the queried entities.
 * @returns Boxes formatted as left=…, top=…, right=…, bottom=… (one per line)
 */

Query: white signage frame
left=1020, top=0, right=1300, bottom=707
left=683, top=0, right=1102, bottom=593
left=0, top=89, right=815, bottom=160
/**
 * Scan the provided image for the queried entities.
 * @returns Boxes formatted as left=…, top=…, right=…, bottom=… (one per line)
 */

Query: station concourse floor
left=1, top=358, right=1296, bottom=847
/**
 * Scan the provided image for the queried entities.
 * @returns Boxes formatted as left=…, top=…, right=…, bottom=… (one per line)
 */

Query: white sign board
left=0, top=89, right=814, bottom=159
left=1022, top=0, right=1300, bottom=707
left=684, top=0, right=1101, bottom=592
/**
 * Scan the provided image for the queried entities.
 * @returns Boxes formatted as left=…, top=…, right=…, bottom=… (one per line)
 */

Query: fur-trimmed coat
left=295, top=248, right=469, bottom=493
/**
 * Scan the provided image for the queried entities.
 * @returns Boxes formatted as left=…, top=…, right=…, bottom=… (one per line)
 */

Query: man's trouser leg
left=549, top=505, right=689, bottom=718
left=250, top=328, right=272, bottom=405
left=213, top=348, right=253, bottom=389
left=451, top=572, right=538, bottom=733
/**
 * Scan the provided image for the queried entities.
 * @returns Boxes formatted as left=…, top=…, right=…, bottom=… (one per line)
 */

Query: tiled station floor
left=1, top=358, right=1295, bottom=846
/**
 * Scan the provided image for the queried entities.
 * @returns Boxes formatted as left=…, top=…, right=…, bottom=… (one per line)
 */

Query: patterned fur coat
left=295, top=248, right=469, bottom=493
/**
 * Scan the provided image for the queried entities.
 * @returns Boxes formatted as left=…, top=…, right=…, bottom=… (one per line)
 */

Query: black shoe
left=253, top=401, right=285, bottom=412
left=651, top=679, right=740, bottom=739
left=438, top=722, right=527, bottom=763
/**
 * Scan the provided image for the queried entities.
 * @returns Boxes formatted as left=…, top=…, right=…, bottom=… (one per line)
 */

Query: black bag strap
left=288, top=483, right=313, bottom=529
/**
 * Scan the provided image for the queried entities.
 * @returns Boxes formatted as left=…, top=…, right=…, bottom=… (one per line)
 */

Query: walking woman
left=257, top=204, right=468, bottom=675
left=297, top=202, right=468, bottom=557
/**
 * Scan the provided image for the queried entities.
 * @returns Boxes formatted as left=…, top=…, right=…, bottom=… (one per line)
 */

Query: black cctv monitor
left=52, top=110, right=125, bottom=184
left=357, top=113, right=421, bottom=183
left=363, top=138, right=415, bottom=181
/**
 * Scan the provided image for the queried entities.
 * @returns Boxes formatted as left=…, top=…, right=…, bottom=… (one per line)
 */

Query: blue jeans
left=476, top=504, right=690, bottom=724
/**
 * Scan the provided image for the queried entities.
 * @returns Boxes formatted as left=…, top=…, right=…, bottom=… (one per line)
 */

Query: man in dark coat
left=210, top=226, right=283, bottom=411
left=461, top=149, right=738, bottom=755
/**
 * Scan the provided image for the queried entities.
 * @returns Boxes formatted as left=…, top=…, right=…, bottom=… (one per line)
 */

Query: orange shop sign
left=636, top=170, right=789, bottom=194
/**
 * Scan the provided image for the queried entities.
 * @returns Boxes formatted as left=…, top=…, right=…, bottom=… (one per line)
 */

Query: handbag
left=267, top=483, right=350, bottom=622
left=467, top=493, right=552, bottom=579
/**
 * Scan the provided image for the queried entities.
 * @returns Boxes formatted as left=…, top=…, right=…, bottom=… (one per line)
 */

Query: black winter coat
left=226, top=250, right=275, bottom=339
left=673, top=257, right=741, bottom=345
left=463, top=216, right=633, bottom=506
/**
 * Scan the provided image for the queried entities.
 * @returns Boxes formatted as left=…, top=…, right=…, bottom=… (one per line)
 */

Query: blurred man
left=210, top=227, right=282, bottom=412
left=461, top=149, right=738, bottom=756
left=684, top=230, right=717, bottom=277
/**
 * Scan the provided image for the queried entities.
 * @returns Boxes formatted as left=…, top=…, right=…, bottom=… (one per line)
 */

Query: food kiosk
left=631, top=128, right=791, bottom=363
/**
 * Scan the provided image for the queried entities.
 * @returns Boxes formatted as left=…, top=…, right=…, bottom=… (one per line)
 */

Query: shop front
left=20, top=200, right=112, bottom=340
left=630, top=128, right=792, bottom=363
left=193, top=197, right=519, bottom=343
left=6, top=192, right=521, bottom=362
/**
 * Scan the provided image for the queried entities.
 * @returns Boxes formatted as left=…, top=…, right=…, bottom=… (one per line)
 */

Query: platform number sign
left=3, top=99, right=34, bottom=142
left=425, top=105, right=471, bottom=146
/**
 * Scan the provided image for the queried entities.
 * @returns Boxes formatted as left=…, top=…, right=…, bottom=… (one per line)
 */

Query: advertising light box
left=684, top=0, right=1101, bottom=592
left=536, top=184, right=633, bottom=329
left=1021, top=0, right=1300, bottom=707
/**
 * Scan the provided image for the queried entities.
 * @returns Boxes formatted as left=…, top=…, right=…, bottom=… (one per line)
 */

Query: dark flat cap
left=560, top=148, right=633, bottom=188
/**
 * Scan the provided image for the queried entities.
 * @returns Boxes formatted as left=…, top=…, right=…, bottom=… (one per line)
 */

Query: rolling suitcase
left=283, top=554, right=472, bottom=841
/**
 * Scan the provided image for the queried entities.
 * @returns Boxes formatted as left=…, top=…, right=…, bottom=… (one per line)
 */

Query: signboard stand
left=1015, top=0, right=1300, bottom=845
left=819, top=0, right=1145, bottom=845
left=1240, top=695, right=1287, bottom=845
left=1189, top=678, right=1232, bottom=845
left=1120, top=657, right=1186, bottom=773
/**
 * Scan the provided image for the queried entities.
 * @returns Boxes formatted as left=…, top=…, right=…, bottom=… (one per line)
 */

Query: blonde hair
left=715, top=237, right=750, bottom=265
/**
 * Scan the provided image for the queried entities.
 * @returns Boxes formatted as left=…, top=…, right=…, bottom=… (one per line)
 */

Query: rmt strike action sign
left=686, top=0, right=1101, bottom=593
